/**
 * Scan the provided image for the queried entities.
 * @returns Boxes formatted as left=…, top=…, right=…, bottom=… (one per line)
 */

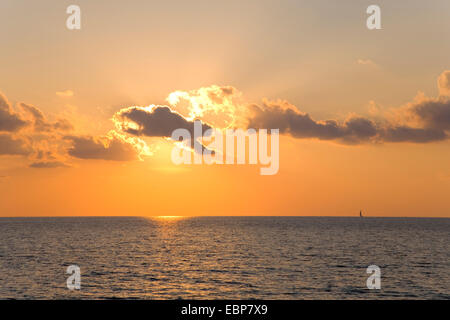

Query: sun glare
left=153, top=215, right=186, bottom=220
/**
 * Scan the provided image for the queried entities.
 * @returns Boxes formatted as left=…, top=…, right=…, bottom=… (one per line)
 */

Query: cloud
left=3, top=70, right=450, bottom=170
left=114, top=105, right=212, bottom=137
left=56, top=90, right=74, bottom=98
left=15, top=102, right=75, bottom=166
left=20, top=103, right=73, bottom=132
left=29, top=161, right=69, bottom=169
left=409, top=98, right=450, bottom=131
left=242, top=72, right=450, bottom=144
left=357, top=59, right=376, bottom=66
left=65, top=131, right=151, bottom=161
left=112, top=77, right=450, bottom=146
left=246, top=99, right=449, bottom=144
left=247, top=102, right=380, bottom=144
left=438, top=70, right=450, bottom=96
left=0, top=134, right=30, bottom=155
left=380, top=126, right=446, bottom=143
left=0, top=91, right=150, bottom=166
left=113, top=105, right=215, bottom=153
left=163, top=84, right=449, bottom=145
left=167, top=85, right=244, bottom=128
left=0, top=92, right=28, bottom=132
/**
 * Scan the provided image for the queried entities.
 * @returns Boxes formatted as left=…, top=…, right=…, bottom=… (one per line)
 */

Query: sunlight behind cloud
left=167, top=85, right=246, bottom=129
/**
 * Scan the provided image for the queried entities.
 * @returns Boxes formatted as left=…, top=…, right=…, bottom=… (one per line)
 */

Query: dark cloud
left=0, top=93, right=28, bottom=132
left=53, top=118, right=73, bottom=131
left=380, top=126, right=446, bottom=143
left=20, top=103, right=73, bottom=132
left=247, top=101, right=448, bottom=144
left=247, top=103, right=378, bottom=144
left=410, top=99, right=450, bottom=131
left=114, top=100, right=450, bottom=146
left=0, top=134, right=30, bottom=155
left=115, top=106, right=212, bottom=137
left=114, top=106, right=213, bottom=153
left=220, top=86, right=236, bottom=96
left=29, top=161, right=69, bottom=169
left=35, top=150, right=54, bottom=160
left=65, top=134, right=142, bottom=161
left=247, top=103, right=340, bottom=139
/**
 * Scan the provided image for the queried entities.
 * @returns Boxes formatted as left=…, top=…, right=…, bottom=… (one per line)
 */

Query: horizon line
left=0, top=215, right=449, bottom=219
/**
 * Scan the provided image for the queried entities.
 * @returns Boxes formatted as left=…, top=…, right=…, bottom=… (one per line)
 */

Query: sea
left=0, top=217, right=448, bottom=299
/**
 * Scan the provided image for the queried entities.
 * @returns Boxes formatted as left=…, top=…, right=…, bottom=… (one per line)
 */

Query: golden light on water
left=153, top=216, right=186, bottom=220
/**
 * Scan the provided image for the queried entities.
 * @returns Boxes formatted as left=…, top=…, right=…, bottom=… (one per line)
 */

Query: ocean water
left=0, top=217, right=448, bottom=299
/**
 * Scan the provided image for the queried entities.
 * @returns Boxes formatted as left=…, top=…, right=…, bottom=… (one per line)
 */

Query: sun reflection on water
left=150, top=216, right=189, bottom=222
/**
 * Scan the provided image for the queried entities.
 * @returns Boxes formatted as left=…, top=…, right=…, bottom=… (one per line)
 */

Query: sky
left=1, top=0, right=450, bottom=217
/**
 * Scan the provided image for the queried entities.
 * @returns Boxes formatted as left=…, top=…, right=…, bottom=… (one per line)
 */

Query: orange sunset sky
left=1, top=0, right=450, bottom=217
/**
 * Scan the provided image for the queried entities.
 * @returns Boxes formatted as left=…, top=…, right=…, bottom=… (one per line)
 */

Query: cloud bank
left=0, top=134, right=30, bottom=155
left=1, top=70, right=450, bottom=169
left=65, top=132, right=151, bottom=161
left=246, top=97, right=449, bottom=144
left=0, top=93, right=28, bottom=132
